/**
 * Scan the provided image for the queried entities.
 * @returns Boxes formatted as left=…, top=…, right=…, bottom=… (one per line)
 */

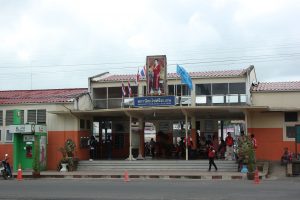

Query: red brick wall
left=248, top=128, right=300, bottom=161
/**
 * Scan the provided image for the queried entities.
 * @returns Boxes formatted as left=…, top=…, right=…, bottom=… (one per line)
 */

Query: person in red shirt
left=208, top=145, right=218, bottom=171
left=225, top=132, right=234, bottom=160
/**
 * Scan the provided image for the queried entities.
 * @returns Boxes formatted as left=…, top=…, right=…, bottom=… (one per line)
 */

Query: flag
left=128, top=81, right=132, bottom=97
left=140, top=65, right=146, bottom=78
left=176, top=65, right=193, bottom=90
left=135, top=67, right=140, bottom=85
left=122, top=82, right=126, bottom=96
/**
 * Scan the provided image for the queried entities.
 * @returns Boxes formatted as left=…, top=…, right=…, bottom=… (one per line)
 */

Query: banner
left=134, top=96, right=175, bottom=107
left=146, top=55, right=167, bottom=96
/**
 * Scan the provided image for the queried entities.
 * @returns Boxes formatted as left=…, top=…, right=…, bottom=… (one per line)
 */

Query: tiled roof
left=0, top=88, right=88, bottom=105
left=94, top=68, right=249, bottom=82
left=251, top=81, right=300, bottom=92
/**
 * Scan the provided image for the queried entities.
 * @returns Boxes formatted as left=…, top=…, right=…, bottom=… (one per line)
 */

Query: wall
left=252, top=92, right=300, bottom=109
left=0, top=144, right=13, bottom=168
left=247, top=111, right=300, bottom=161
left=47, top=130, right=90, bottom=170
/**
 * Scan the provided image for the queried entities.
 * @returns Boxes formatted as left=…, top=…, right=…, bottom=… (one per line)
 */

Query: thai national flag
left=122, top=82, right=126, bottom=97
left=140, top=65, right=146, bottom=78
left=128, top=81, right=132, bottom=97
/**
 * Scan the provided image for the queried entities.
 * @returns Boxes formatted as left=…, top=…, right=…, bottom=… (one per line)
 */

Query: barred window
left=6, top=130, right=13, bottom=142
left=37, top=110, right=46, bottom=124
left=6, top=110, right=14, bottom=125
left=27, top=110, right=36, bottom=123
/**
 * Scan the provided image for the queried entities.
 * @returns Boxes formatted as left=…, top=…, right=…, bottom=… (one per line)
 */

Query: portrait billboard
left=146, top=55, right=167, bottom=96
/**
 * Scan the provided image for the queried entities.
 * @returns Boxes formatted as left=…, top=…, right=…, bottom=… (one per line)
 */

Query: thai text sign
left=134, top=96, right=175, bottom=107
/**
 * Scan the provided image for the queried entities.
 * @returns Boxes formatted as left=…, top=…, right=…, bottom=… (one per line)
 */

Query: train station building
left=1, top=56, right=300, bottom=170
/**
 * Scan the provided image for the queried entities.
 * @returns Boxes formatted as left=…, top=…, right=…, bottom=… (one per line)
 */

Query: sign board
left=134, top=96, right=175, bottom=107
left=23, top=135, right=35, bottom=142
left=9, top=124, right=47, bottom=134
left=296, top=125, right=300, bottom=143
left=159, top=121, right=171, bottom=132
left=146, top=55, right=167, bottom=96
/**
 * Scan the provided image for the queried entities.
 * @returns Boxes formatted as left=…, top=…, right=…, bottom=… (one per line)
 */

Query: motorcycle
left=0, top=160, right=10, bottom=180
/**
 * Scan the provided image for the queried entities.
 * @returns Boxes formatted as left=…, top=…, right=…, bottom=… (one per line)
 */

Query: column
left=137, top=118, right=145, bottom=160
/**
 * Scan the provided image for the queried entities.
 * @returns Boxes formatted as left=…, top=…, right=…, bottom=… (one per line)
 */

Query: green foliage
left=57, top=139, right=77, bottom=171
left=237, top=136, right=256, bottom=172
left=32, top=135, right=40, bottom=173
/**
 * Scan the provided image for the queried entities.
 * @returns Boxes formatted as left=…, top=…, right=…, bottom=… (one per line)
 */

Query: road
left=0, top=178, right=299, bottom=200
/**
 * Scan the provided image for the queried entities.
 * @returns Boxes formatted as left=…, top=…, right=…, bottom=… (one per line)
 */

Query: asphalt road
left=0, top=178, right=299, bottom=200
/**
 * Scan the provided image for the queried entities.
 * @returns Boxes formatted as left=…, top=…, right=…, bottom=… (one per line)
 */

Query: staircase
left=77, top=160, right=238, bottom=172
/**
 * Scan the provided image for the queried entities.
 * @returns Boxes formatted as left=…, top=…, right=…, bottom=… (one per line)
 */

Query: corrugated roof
left=94, top=68, right=249, bottom=83
left=251, top=81, right=300, bottom=92
left=0, top=88, right=88, bottom=105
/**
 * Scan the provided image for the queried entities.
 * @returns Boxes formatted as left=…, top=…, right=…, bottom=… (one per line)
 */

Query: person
left=106, top=135, right=112, bottom=159
left=281, top=147, right=293, bottom=165
left=152, top=59, right=161, bottom=92
left=88, top=136, right=97, bottom=161
left=250, top=134, right=258, bottom=149
left=212, top=135, right=219, bottom=158
left=218, top=139, right=226, bottom=159
left=225, top=132, right=234, bottom=160
left=3, top=154, right=12, bottom=177
left=208, top=145, right=218, bottom=171
left=184, top=133, right=193, bottom=158
left=149, top=138, right=156, bottom=157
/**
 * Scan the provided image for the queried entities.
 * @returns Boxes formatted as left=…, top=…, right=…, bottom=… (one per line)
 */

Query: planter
left=247, top=172, right=255, bottom=180
left=60, top=163, right=68, bottom=172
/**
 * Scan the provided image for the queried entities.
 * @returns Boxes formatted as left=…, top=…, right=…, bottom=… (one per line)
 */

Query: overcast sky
left=0, top=0, right=299, bottom=90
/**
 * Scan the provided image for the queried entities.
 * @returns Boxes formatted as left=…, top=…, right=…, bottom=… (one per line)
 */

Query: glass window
left=285, top=112, right=298, bottom=122
left=80, top=119, right=85, bottom=129
left=229, top=83, right=246, bottom=94
left=196, top=84, right=211, bottom=95
left=5, top=110, right=14, bottom=125
left=212, top=83, right=228, bottom=95
left=168, top=85, right=175, bottom=95
left=143, top=86, right=147, bottom=96
left=6, top=130, right=13, bottom=142
left=286, top=126, right=296, bottom=138
left=176, top=85, right=182, bottom=96
left=27, top=110, right=36, bottom=123
left=37, top=109, right=46, bottom=124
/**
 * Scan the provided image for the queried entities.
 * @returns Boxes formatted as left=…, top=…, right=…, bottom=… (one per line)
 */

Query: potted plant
left=57, top=139, right=77, bottom=172
left=237, top=136, right=256, bottom=180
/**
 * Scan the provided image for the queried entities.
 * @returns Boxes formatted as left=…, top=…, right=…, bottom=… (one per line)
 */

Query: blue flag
left=176, top=65, right=193, bottom=90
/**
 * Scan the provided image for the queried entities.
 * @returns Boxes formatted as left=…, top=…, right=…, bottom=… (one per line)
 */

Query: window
left=168, top=85, right=175, bottom=95
left=286, top=126, right=296, bottom=139
left=27, top=110, right=36, bottom=123
left=27, top=109, right=46, bottom=124
left=80, top=119, right=85, bottom=129
left=6, top=130, right=13, bottom=142
left=285, top=112, right=298, bottom=122
left=37, top=110, right=46, bottom=124
left=0, top=110, right=3, bottom=126
left=86, top=120, right=91, bottom=130
left=229, top=83, right=246, bottom=94
left=212, top=83, right=228, bottom=95
left=196, top=84, right=211, bottom=95
left=0, top=130, right=1, bottom=141
left=6, top=110, right=24, bottom=125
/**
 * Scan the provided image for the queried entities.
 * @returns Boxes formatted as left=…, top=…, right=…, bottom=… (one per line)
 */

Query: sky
left=0, top=0, right=300, bottom=90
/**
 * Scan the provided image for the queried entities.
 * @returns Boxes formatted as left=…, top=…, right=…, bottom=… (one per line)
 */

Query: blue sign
left=134, top=96, right=176, bottom=107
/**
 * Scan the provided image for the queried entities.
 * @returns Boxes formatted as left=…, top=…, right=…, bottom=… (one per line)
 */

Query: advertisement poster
left=40, top=136, right=47, bottom=169
left=146, top=55, right=167, bottom=96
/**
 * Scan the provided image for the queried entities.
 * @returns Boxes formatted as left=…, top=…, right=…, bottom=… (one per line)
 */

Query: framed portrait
left=146, top=55, right=167, bottom=96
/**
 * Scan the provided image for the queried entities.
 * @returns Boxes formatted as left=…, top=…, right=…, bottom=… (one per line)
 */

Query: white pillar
left=126, top=115, right=135, bottom=161
left=185, top=114, right=188, bottom=161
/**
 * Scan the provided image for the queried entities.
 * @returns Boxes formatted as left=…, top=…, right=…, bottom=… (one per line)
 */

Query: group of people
left=88, top=135, right=112, bottom=161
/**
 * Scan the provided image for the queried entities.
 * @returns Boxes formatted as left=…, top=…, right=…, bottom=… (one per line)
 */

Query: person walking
left=88, top=136, right=97, bottom=161
left=208, top=145, right=218, bottom=171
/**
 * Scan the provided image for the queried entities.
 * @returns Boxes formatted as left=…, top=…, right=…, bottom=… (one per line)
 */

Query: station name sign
left=134, top=96, right=175, bottom=107
left=9, top=124, right=47, bottom=134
